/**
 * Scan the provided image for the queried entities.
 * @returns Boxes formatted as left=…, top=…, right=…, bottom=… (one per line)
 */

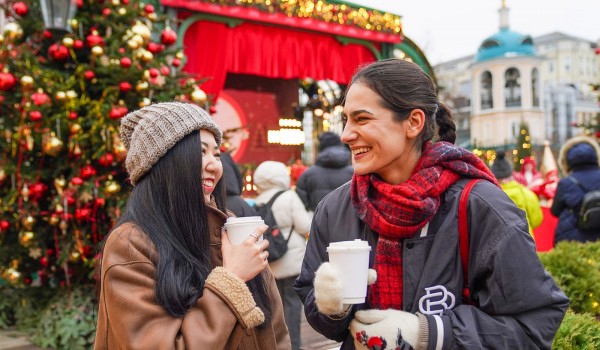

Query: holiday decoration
left=514, top=121, right=532, bottom=171
left=0, top=0, right=209, bottom=288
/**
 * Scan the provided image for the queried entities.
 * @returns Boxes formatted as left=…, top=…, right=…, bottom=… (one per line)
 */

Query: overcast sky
left=349, top=0, right=599, bottom=65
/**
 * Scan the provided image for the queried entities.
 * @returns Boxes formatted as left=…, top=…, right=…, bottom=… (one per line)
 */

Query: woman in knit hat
left=94, top=102, right=290, bottom=349
left=551, top=135, right=600, bottom=244
left=294, top=59, right=568, bottom=349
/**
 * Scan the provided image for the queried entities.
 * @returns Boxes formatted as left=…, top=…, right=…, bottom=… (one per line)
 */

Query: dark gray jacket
left=294, top=179, right=569, bottom=349
left=296, top=145, right=353, bottom=211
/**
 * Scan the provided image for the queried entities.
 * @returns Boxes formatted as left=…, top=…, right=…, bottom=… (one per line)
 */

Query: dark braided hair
left=347, top=58, right=456, bottom=149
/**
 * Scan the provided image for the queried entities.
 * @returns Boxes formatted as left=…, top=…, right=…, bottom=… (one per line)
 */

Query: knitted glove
left=350, top=309, right=429, bottom=350
left=314, top=262, right=377, bottom=316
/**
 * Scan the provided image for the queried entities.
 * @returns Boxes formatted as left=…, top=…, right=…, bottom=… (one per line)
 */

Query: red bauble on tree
left=84, top=70, right=95, bottom=80
left=0, top=72, right=17, bottom=91
left=48, top=44, right=70, bottom=61
left=29, top=110, right=43, bottom=121
left=86, top=31, right=105, bottom=47
left=80, top=164, right=97, bottom=179
left=120, top=57, right=132, bottom=68
left=160, top=28, right=177, bottom=46
left=0, top=220, right=10, bottom=232
left=13, top=2, right=28, bottom=16
left=98, top=153, right=114, bottom=167
left=144, top=3, right=155, bottom=14
left=146, top=42, right=164, bottom=54
left=119, top=81, right=132, bottom=93
left=31, top=90, right=51, bottom=106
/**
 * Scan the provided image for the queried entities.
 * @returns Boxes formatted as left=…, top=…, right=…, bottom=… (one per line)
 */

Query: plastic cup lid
left=226, top=216, right=263, bottom=223
left=326, top=239, right=371, bottom=252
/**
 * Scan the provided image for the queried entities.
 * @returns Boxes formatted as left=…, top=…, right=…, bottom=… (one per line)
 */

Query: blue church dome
left=475, top=29, right=536, bottom=62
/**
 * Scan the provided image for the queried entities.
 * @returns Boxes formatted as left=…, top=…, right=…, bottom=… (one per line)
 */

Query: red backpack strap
left=458, top=179, right=481, bottom=305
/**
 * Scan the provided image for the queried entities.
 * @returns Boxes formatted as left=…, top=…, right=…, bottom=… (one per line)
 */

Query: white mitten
left=314, top=263, right=377, bottom=316
left=350, top=309, right=428, bottom=350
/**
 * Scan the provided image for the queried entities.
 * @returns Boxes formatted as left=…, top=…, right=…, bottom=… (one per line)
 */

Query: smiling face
left=200, top=129, right=223, bottom=203
left=341, top=83, right=424, bottom=185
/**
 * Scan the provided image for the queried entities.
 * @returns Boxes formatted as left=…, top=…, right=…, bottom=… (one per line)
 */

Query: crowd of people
left=93, top=59, right=599, bottom=349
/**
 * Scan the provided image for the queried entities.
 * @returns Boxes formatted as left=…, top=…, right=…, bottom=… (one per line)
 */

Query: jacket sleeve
left=290, top=191, right=312, bottom=236
left=438, top=184, right=569, bottom=350
left=525, top=189, right=544, bottom=229
left=293, top=203, right=355, bottom=342
left=98, top=227, right=264, bottom=350
left=550, top=179, right=569, bottom=217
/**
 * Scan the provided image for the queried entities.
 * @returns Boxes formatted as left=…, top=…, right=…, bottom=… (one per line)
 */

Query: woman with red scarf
left=294, top=59, right=568, bottom=350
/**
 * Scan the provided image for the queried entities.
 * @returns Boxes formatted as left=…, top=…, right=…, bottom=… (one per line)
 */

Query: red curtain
left=183, top=20, right=377, bottom=97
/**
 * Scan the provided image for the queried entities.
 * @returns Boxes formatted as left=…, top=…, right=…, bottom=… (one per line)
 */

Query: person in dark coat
left=221, top=151, right=256, bottom=217
left=551, top=135, right=600, bottom=244
left=296, top=132, right=354, bottom=212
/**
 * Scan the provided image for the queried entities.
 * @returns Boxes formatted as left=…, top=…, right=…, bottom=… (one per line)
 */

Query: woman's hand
left=221, top=224, right=270, bottom=282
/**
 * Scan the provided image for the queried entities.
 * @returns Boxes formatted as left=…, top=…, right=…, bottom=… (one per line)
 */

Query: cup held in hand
left=326, top=239, right=371, bottom=304
left=224, top=217, right=264, bottom=245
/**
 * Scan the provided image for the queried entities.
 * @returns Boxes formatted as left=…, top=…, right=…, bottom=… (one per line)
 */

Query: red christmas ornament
left=84, top=70, right=95, bottom=80
left=109, top=106, right=128, bottom=119
left=43, top=30, right=52, bottom=39
left=31, top=91, right=51, bottom=105
left=0, top=72, right=17, bottom=91
left=120, top=57, right=132, bottom=68
left=160, top=28, right=177, bottom=46
left=86, top=32, right=105, bottom=47
left=80, top=165, right=97, bottom=179
left=69, top=111, right=78, bottom=120
left=75, top=208, right=92, bottom=221
left=160, top=66, right=170, bottom=76
left=76, top=0, right=83, bottom=8
left=148, top=68, right=159, bottom=78
left=119, top=81, right=132, bottom=93
left=146, top=42, right=164, bottom=54
left=48, top=43, right=70, bottom=61
left=71, top=177, right=84, bottom=186
left=122, top=0, right=129, bottom=4
left=95, top=197, right=106, bottom=207
left=13, top=2, right=28, bottom=16
left=144, top=3, right=155, bottom=13
left=40, top=256, right=49, bottom=267
left=0, top=220, right=10, bottom=231
left=172, top=58, right=181, bottom=67
left=29, top=110, right=43, bottom=121
left=30, top=182, right=48, bottom=200
left=102, top=8, right=111, bottom=16
left=98, top=153, right=115, bottom=167
left=73, top=40, right=84, bottom=50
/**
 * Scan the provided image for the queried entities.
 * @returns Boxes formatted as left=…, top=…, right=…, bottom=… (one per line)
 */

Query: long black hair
left=106, top=131, right=272, bottom=322
left=347, top=58, right=456, bottom=149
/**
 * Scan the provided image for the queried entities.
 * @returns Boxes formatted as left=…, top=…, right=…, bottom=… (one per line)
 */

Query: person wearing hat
left=491, top=150, right=543, bottom=237
left=94, top=102, right=291, bottom=349
left=551, top=135, right=600, bottom=244
left=296, top=131, right=354, bottom=213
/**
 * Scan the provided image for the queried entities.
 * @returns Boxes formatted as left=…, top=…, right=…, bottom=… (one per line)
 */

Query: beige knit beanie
left=120, top=102, right=222, bottom=185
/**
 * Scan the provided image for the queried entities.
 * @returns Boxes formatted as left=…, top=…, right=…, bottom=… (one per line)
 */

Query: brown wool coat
left=94, top=204, right=291, bottom=350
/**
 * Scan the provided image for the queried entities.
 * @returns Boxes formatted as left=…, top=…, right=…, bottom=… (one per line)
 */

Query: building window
left=532, top=68, right=540, bottom=107
left=505, top=67, right=521, bottom=107
left=481, top=71, right=493, bottom=110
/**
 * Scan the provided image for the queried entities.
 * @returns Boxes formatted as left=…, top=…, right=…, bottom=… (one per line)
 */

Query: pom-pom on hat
left=120, top=102, right=222, bottom=185
left=491, top=150, right=513, bottom=180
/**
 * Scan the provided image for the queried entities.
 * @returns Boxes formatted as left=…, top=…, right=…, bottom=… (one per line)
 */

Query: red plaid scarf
left=350, top=141, right=498, bottom=310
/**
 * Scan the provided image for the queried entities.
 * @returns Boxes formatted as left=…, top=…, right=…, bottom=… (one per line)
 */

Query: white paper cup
left=327, top=239, right=371, bottom=304
left=224, top=217, right=264, bottom=245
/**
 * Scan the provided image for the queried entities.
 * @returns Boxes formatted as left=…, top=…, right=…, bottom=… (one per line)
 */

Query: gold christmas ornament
left=54, top=177, right=66, bottom=192
left=3, top=22, right=23, bottom=41
left=71, top=143, right=82, bottom=157
left=71, top=19, right=79, bottom=31
left=131, top=21, right=151, bottom=41
left=55, top=91, right=67, bottom=101
left=43, top=132, right=64, bottom=157
left=190, top=88, right=208, bottom=104
left=62, top=37, right=74, bottom=47
left=18, top=230, right=35, bottom=247
left=0, top=167, right=6, bottom=182
left=91, top=46, right=104, bottom=56
left=66, top=90, right=78, bottom=100
left=21, top=184, right=30, bottom=202
left=118, top=7, right=127, bottom=15
left=148, top=13, right=158, bottom=21
left=131, top=34, right=145, bottom=47
left=49, top=215, right=60, bottom=226
left=104, top=178, right=121, bottom=195
left=127, top=39, right=140, bottom=50
left=139, top=97, right=151, bottom=107
left=69, top=250, right=81, bottom=262
left=135, top=81, right=149, bottom=91
left=175, top=51, right=184, bottom=59
left=22, top=215, right=36, bottom=230
left=0, top=34, right=5, bottom=45
left=70, top=123, right=82, bottom=134
left=20, top=75, right=34, bottom=88
left=2, top=267, right=21, bottom=284
left=111, top=0, right=120, bottom=5
left=141, top=51, right=154, bottom=62
left=59, top=220, right=68, bottom=234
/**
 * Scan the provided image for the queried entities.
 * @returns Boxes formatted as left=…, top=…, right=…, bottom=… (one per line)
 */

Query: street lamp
left=39, top=0, right=77, bottom=32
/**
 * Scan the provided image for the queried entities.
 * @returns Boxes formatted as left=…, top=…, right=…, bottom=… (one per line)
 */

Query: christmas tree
left=514, top=121, right=532, bottom=171
left=0, top=0, right=209, bottom=288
